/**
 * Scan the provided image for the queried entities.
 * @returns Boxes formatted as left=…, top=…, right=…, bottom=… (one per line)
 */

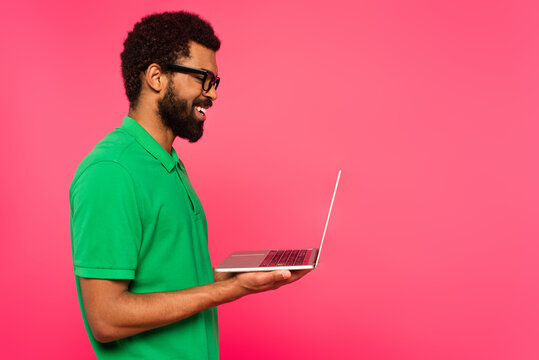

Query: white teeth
left=195, top=106, right=206, bottom=114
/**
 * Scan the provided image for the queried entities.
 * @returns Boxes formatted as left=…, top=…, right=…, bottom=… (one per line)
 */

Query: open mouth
left=194, top=106, right=207, bottom=121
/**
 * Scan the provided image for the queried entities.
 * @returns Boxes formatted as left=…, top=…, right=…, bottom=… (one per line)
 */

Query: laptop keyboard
left=260, top=249, right=308, bottom=267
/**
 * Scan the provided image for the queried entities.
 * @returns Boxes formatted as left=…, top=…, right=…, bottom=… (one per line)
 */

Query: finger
left=257, top=270, right=291, bottom=286
left=274, top=270, right=291, bottom=281
left=242, top=270, right=290, bottom=287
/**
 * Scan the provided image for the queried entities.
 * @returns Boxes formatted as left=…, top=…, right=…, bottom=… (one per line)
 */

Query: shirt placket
left=174, top=163, right=199, bottom=216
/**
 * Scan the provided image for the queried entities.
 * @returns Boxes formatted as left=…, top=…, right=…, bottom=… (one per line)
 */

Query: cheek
left=183, top=78, right=204, bottom=98
left=184, top=92, right=201, bottom=109
left=174, top=78, right=202, bottom=101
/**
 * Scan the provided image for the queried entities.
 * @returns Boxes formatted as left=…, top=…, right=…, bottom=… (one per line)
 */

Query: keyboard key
left=260, top=249, right=308, bottom=267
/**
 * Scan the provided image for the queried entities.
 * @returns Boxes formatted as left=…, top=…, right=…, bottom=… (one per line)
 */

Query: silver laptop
left=214, top=169, right=341, bottom=272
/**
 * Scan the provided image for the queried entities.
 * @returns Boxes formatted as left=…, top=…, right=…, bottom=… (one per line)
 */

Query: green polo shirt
left=69, top=117, right=218, bottom=359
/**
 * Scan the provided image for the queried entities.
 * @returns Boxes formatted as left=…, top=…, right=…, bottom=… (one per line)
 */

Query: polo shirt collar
left=120, top=116, right=179, bottom=172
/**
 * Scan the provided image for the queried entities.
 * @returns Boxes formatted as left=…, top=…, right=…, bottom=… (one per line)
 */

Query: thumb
left=272, top=270, right=291, bottom=282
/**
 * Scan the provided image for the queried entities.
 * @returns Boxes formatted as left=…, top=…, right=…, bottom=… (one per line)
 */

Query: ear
left=144, top=63, right=167, bottom=93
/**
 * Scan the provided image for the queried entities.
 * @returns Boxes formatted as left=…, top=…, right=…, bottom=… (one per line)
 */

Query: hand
left=213, top=270, right=234, bottom=282
left=233, top=269, right=312, bottom=294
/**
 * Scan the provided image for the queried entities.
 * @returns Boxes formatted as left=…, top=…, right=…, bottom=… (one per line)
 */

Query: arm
left=80, top=269, right=310, bottom=343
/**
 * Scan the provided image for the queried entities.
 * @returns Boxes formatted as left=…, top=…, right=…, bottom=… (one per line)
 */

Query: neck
left=128, top=106, right=175, bottom=154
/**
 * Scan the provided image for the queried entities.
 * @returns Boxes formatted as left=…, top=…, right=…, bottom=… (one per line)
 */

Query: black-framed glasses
left=166, top=64, right=220, bottom=92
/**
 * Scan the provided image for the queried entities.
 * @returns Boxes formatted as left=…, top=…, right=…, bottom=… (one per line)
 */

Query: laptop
left=214, top=169, right=341, bottom=272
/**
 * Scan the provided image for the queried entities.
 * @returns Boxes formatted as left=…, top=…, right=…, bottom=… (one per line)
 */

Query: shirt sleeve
left=70, top=161, right=142, bottom=279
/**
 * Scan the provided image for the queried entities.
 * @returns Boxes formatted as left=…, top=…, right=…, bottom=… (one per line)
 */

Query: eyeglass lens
left=204, top=75, right=219, bottom=91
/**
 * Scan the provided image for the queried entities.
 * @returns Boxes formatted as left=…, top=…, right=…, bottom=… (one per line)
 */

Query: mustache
left=193, top=99, right=213, bottom=108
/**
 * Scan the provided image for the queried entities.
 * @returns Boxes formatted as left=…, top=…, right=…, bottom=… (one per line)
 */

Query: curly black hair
left=121, top=11, right=221, bottom=108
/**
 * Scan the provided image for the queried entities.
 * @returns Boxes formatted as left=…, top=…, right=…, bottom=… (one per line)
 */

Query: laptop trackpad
left=218, top=250, right=269, bottom=268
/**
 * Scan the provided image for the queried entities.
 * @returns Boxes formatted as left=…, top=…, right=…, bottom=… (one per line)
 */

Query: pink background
left=1, top=0, right=538, bottom=359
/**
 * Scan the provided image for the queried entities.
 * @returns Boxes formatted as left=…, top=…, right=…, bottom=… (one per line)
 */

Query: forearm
left=82, top=269, right=310, bottom=343
left=85, top=277, right=246, bottom=343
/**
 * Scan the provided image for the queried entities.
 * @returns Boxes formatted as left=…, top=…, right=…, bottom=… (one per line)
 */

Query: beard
left=157, top=82, right=208, bottom=143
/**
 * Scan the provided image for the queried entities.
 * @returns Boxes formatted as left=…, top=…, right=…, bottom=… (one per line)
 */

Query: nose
left=204, top=85, right=218, bottom=101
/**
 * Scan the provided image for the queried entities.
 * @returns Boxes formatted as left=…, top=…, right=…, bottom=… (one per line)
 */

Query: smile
left=194, top=106, right=208, bottom=121
left=194, top=106, right=207, bottom=115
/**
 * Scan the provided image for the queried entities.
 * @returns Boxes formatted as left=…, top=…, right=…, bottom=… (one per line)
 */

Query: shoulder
left=69, top=128, right=143, bottom=199
left=72, top=127, right=142, bottom=181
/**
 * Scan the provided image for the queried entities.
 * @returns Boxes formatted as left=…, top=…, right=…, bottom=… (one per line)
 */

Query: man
left=69, top=11, right=310, bottom=360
